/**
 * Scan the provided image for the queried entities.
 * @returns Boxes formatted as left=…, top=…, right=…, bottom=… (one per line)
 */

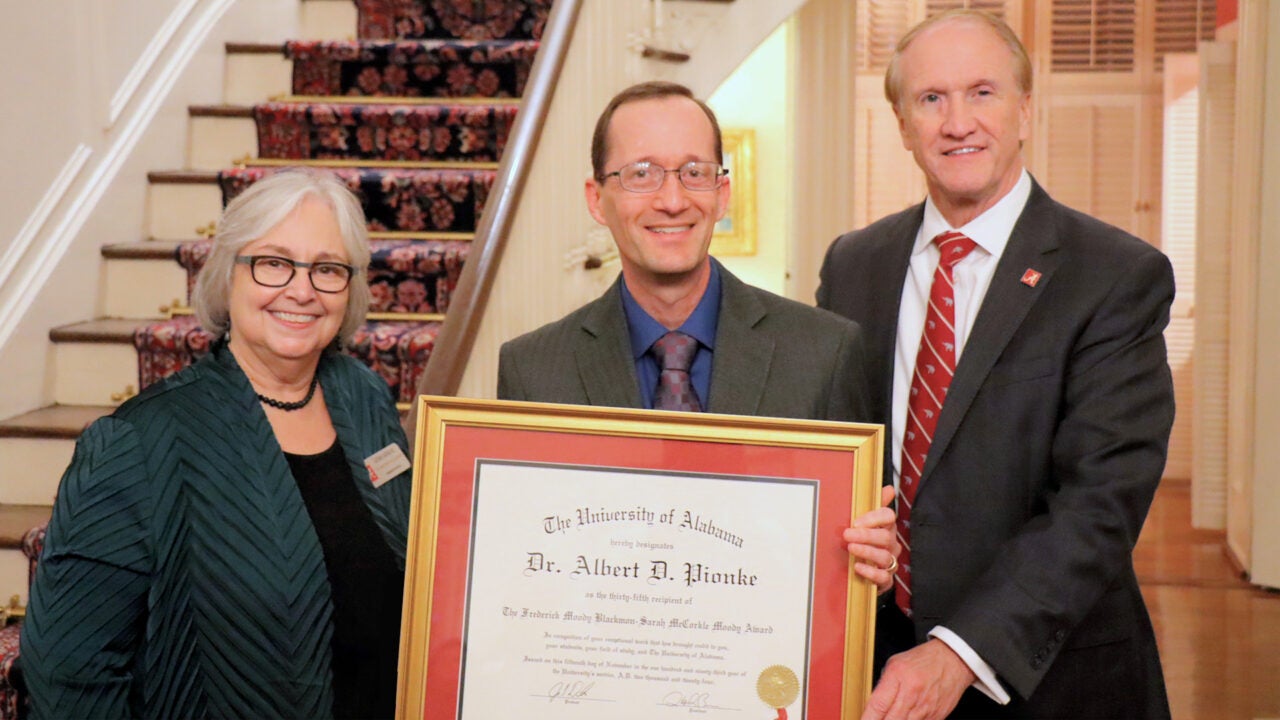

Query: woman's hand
left=843, top=486, right=901, bottom=595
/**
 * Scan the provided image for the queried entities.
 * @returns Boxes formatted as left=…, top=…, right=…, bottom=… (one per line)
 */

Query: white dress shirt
left=891, top=170, right=1033, bottom=704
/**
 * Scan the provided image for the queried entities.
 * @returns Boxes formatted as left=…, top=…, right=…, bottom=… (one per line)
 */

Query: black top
left=286, top=439, right=404, bottom=719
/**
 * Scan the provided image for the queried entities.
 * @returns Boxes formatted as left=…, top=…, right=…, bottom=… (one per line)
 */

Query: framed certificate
left=398, top=396, right=883, bottom=719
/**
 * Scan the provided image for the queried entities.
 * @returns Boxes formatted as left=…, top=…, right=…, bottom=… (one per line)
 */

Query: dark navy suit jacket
left=817, top=180, right=1173, bottom=718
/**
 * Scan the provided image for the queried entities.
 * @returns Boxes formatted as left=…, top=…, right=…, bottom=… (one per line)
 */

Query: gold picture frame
left=398, top=396, right=883, bottom=718
left=710, top=128, right=758, bottom=257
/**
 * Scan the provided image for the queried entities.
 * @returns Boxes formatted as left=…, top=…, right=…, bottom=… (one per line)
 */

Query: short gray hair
left=192, top=168, right=371, bottom=345
left=884, top=9, right=1032, bottom=113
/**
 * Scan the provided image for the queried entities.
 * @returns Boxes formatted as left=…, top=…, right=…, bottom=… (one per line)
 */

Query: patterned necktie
left=896, top=230, right=977, bottom=617
left=651, top=331, right=702, bottom=412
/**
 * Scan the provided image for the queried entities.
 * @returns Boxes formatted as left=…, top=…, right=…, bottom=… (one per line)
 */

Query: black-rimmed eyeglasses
left=602, top=161, right=727, bottom=193
left=235, top=255, right=355, bottom=293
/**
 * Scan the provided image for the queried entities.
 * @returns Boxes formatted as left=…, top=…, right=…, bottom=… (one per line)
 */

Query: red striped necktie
left=896, top=230, right=977, bottom=617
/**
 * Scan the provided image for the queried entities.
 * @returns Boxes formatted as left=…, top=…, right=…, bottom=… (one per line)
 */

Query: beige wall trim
left=1246, top=2, right=1280, bottom=589
left=1224, top=1, right=1267, bottom=574
left=1191, top=42, right=1235, bottom=529
left=789, top=0, right=858, bottom=303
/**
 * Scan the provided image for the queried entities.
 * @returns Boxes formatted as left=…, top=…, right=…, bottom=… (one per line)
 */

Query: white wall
left=0, top=0, right=299, bottom=419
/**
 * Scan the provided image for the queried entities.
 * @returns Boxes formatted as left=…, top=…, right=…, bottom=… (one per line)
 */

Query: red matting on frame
left=420, top=425, right=857, bottom=718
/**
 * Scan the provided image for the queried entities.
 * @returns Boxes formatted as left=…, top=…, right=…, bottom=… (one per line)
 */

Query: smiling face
left=895, top=18, right=1031, bottom=227
left=228, top=197, right=349, bottom=373
left=585, top=95, right=730, bottom=291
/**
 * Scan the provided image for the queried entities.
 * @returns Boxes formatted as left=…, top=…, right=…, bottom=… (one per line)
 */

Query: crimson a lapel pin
left=1021, top=268, right=1042, bottom=287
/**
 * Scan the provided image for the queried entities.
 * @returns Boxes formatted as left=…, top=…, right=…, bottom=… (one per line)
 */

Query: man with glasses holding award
left=500, top=78, right=899, bottom=594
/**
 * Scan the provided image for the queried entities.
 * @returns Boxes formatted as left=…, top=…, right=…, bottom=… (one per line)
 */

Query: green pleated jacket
left=20, top=343, right=413, bottom=719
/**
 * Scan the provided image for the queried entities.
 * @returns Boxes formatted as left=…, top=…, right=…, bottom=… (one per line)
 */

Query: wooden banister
left=408, top=0, right=584, bottom=415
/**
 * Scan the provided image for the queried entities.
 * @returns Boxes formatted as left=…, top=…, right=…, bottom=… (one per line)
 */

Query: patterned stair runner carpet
left=131, top=0, right=552, bottom=398
left=355, top=0, right=551, bottom=41
left=287, top=39, right=538, bottom=98
left=254, top=102, right=517, bottom=163
left=219, top=166, right=495, bottom=234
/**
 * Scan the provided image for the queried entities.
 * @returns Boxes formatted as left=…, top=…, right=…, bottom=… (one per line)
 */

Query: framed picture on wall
left=711, top=128, right=758, bottom=257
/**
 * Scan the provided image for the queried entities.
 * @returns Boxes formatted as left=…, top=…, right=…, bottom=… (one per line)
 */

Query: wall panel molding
left=109, top=0, right=203, bottom=125
left=0, top=0, right=235, bottom=353
left=0, top=145, right=92, bottom=294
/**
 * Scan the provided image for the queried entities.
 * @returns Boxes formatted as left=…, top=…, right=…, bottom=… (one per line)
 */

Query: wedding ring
left=886, top=555, right=899, bottom=574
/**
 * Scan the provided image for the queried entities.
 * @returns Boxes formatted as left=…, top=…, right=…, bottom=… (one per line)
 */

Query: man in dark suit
left=817, top=11, right=1174, bottom=720
left=500, top=81, right=901, bottom=591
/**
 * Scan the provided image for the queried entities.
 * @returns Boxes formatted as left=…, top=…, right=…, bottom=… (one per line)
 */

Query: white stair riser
left=104, top=259, right=190, bottom=320
left=225, top=54, right=292, bottom=105
left=0, top=550, right=30, bottom=606
left=0, top=438, right=73, bottom=506
left=301, top=0, right=358, bottom=40
left=55, top=344, right=138, bottom=407
left=149, top=183, right=222, bottom=241
left=189, top=116, right=258, bottom=171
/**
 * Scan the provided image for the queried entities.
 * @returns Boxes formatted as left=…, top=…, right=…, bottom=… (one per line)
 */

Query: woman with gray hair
left=22, top=169, right=411, bottom=719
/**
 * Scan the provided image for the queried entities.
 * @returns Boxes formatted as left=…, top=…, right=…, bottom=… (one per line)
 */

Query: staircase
left=0, top=0, right=551, bottom=598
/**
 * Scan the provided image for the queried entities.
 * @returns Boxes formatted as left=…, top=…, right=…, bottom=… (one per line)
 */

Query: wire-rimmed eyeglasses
left=235, top=255, right=355, bottom=294
left=602, top=160, right=728, bottom=193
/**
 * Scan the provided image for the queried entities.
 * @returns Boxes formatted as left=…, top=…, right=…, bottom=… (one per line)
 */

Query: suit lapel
left=921, top=182, right=1063, bottom=484
left=870, top=208, right=924, bottom=422
left=852, top=205, right=923, bottom=481
left=573, top=279, right=644, bottom=408
left=706, top=267, right=772, bottom=415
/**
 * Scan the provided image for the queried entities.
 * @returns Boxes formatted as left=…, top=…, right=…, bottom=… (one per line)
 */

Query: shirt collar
left=621, top=259, right=722, bottom=360
left=916, top=169, right=1033, bottom=259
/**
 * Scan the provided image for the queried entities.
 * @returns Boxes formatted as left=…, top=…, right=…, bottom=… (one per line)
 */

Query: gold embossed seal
left=757, top=664, right=800, bottom=709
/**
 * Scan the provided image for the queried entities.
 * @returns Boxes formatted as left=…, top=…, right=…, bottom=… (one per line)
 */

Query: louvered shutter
left=1043, top=98, right=1142, bottom=232
left=852, top=79, right=925, bottom=228
left=855, top=0, right=913, bottom=73
left=1154, top=0, right=1217, bottom=72
left=1051, top=0, right=1137, bottom=72
left=925, top=0, right=1008, bottom=17
left=854, top=0, right=1016, bottom=74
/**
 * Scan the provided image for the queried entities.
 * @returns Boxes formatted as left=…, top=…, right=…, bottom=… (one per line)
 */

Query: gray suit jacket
left=499, top=263, right=868, bottom=422
left=817, top=180, right=1173, bottom=718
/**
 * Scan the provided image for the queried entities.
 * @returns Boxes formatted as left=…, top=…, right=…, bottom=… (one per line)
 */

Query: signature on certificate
left=658, top=690, right=736, bottom=712
left=543, top=680, right=599, bottom=703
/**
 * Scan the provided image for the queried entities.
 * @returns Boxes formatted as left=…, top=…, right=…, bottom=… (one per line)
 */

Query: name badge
left=364, top=443, right=411, bottom=488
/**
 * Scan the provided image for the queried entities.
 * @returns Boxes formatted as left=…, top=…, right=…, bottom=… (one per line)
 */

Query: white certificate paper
left=457, top=460, right=819, bottom=717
